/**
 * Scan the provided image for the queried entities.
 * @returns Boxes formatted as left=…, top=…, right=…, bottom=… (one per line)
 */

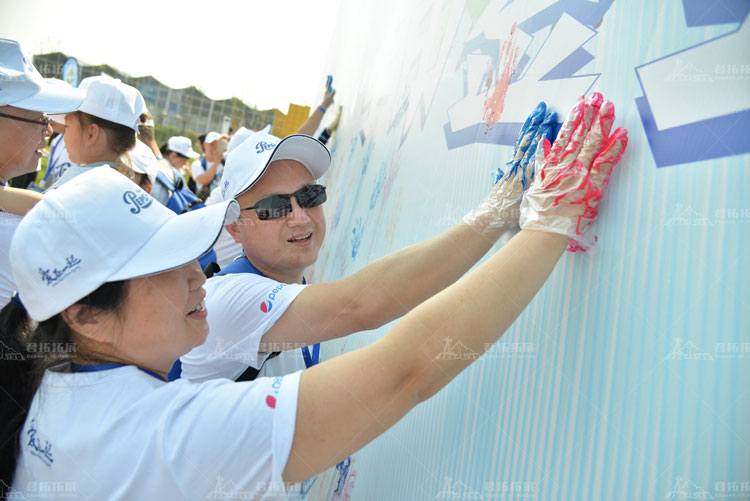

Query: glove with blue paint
left=463, top=102, right=558, bottom=234
left=519, top=93, right=629, bottom=251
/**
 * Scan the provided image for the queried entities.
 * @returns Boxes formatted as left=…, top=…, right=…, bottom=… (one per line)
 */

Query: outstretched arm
left=261, top=103, right=557, bottom=351
left=296, top=86, right=336, bottom=136
left=282, top=93, right=629, bottom=482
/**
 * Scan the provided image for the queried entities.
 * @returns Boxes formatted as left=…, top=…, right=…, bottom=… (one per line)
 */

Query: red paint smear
left=483, top=23, right=519, bottom=132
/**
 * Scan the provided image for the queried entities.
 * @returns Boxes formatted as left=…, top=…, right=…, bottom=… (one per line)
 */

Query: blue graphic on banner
left=681, top=0, right=750, bottom=27
left=444, top=0, right=615, bottom=150
left=635, top=15, right=750, bottom=167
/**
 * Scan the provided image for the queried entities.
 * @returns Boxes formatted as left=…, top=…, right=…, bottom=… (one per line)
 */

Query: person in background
left=296, top=77, right=336, bottom=136
left=0, top=39, right=84, bottom=307
left=191, top=131, right=226, bottom=199
left=47, top=74, right=145, bottom=189
left=161, top=136, right=200, bottom=186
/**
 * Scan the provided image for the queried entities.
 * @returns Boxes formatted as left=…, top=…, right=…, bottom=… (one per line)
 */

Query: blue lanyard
left=70, top=362, right=165, bottom=381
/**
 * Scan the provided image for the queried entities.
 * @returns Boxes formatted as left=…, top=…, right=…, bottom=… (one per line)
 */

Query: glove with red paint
left=519, top=93, right=628, bottom=251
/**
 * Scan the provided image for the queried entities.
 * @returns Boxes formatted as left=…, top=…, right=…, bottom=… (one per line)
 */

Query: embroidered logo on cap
left=123, top=190, right=153, bottom=214
left=39, top=255, right=82, bottom=287
left=255, top=141, right=277, bottom=154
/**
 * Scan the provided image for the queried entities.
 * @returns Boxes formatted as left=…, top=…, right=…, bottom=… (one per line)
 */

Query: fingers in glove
left=578, top=100, right=615, bottom=170
left=522, top=110, right=558, bottom=187
left=545, top=95, right=586, bottom=171
left=558, top=92, right=603, bottom=166
left=587, top=127, right=629, bottom=193
left=506, top=102, right=547, bottom=180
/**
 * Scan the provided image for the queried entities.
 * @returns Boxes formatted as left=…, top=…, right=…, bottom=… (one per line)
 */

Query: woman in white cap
left=48, top=74, right=148, bottom=190
left=0, top=38, right=84, bottom=307
left=0, top=93, right=628, bottom=498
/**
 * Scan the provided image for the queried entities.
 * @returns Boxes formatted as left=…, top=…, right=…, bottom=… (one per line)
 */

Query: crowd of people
left=0, top=37, right=628, bottom=500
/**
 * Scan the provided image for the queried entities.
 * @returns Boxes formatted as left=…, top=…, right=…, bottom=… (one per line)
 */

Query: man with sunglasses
left=0, top=39, right=84, bottom=306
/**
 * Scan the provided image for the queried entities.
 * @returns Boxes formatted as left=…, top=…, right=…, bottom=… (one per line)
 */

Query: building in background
left=33, top=52, right=309, bottom=139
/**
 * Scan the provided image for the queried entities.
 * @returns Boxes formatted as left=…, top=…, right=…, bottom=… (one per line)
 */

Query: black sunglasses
left=241, top=184, right=327, bottom=220
left=0, top=111, right=51, bottom=128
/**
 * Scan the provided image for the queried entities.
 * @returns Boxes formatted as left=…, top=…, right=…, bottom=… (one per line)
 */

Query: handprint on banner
left=444, top=0, right=616, bottom=149
left=635, top=3, right=749, bottom=167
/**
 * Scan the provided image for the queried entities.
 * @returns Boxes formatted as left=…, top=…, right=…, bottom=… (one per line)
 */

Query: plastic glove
left=464, top=102, right=558, bottom=234
left=519, top=93, right=628, bottom=251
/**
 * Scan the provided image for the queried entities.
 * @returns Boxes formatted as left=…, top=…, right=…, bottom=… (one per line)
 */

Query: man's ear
left=61, top=304, right=114, bottom=345
left=225, top=220, right=243, bottom=244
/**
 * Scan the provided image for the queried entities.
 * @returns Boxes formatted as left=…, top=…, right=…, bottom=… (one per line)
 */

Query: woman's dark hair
left=76, top=111, right=135, bottom=156
left=0, top=281, right=127, bottom=491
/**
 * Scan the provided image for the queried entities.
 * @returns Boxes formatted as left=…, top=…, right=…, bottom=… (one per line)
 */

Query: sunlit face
left=0, top=105, right=52, bottom=177
left=91, top=261, right=209, bottom=375
left=167, top=151, right=188, bottom=169
left=229, top=159, right=326, bottom=282
left=62, top=111, right=84, bottom=164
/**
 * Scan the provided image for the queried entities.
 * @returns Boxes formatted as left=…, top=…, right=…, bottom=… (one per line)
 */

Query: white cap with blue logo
left=220, top=129, right=331, bottom=201
left=10, top=168, right=239, bottom=321
left=0, top=38, right=85, bottom=113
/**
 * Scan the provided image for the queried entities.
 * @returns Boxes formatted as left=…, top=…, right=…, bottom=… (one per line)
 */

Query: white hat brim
left=236, top=134, right=330, bottom=198
left=109, top=200, right=239, bottom=281
left=11, top=84, right=85, bottom=114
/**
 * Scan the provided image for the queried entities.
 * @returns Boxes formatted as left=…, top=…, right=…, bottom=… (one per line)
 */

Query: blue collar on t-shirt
left=70, top=362, right=165, bottom=381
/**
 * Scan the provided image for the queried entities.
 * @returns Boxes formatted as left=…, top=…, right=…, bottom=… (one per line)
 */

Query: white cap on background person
left=0, top=38, right=85, bottom=113
left=76, top=75, right=145, bottom=131
left=10, top=167, right=239, bottom=321
left=220, top=128, right=330, bottom=201
left=204, top=131, right=226, bottom=144
left=129, top=140, right=159, bottom=183
left=167, top=136, right=200, bottom=159
left=226, top=126, right=261, bottom=154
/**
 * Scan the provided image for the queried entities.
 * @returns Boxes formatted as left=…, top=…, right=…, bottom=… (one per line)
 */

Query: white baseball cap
left=0, top=39, right=85, bottom=113
left=167, top=136, right=200, bottom=159
left=204, top=131, right=224, bottom=144
left=220, top=129, right=330, bottom=201
left=227, top=125, right=271, bottom=154
left=75, top=75, right=146, bottom=131
left=129, top=140, right=159, bottom=183
left=10, top=167, right=239, bottom=321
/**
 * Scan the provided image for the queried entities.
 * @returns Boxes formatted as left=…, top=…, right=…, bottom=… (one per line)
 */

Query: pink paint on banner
left=483, top=23, right=520, bottom=132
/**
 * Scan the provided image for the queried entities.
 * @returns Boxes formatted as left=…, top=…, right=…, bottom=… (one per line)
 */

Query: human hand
left=463, top=102, right=557, bottom=234
left=519, top=93, right=628, bottom=251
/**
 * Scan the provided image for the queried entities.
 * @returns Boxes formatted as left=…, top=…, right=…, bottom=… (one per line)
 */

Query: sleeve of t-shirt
left=190, top=159, right=205, bottom=179
left=165, top=372, right=302, bottom=499
left=179, top=273, right=307, bottom=382
left=0, top=212, right=21, bottom=307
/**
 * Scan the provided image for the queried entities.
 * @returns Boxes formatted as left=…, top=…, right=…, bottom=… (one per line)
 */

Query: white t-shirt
left=11, top=364, right=301, bottom=500
left=191, top=157, right=223, bottom=191
left=0, top=211, right=21, bottom=307
left=45, top=134, right=76, bottom=188
left=180, top=273, right=307, bottom=382
left=204, top=187, right=244, bottom=268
